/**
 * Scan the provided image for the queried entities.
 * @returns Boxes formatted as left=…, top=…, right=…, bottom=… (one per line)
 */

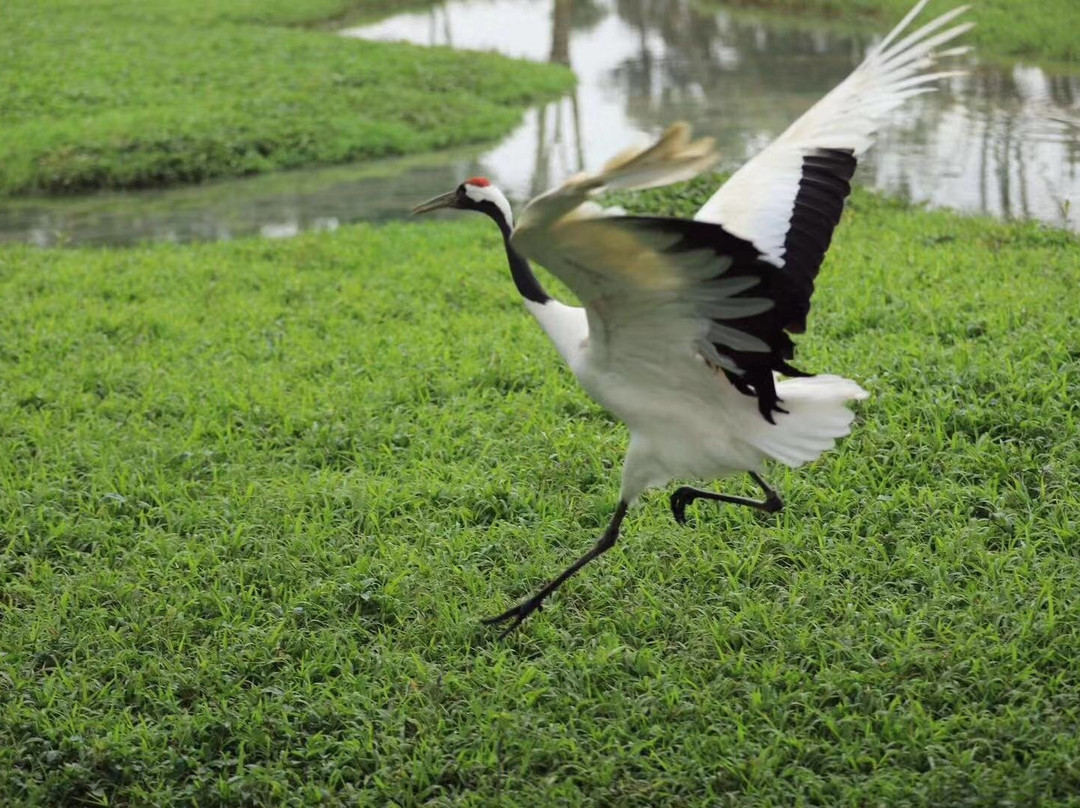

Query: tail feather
left=748, top=375, right=868, bottom=467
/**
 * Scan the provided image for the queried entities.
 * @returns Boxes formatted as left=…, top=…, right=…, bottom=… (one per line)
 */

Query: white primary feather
left=694, top=0, right=972, bottom=265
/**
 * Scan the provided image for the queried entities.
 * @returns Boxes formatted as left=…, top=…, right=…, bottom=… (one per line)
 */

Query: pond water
left=1, top=0, right=1076, bottom=247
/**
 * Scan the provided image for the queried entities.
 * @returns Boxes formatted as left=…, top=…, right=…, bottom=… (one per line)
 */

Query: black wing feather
left=609, top=216, right=815, bottom=423
left=783, top=147, right=857, bottom=333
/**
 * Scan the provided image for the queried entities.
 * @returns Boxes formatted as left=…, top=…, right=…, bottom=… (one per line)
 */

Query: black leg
left=483, top=500, right=629, bottom=638
left=670, top=471, right=782, bottom=525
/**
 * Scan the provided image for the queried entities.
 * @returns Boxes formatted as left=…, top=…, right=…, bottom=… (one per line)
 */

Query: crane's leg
left=670, top=472, right=782, bottom=525
left=483, top=500, right=629, bottom=638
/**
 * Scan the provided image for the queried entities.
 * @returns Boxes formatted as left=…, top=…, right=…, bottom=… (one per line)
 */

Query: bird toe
left=482, top=595, right=545, bottom=637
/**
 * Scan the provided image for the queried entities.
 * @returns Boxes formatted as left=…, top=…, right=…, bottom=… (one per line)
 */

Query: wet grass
left=1, top=182, right=1078, bottom=803
left=0, top=1, right=572, bottom=196
left=706, top=0, right=1080, bottom=66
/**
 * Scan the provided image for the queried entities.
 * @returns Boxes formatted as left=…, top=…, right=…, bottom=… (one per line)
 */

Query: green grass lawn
left=1, top=183, right=1078, bottom=803
left=0, top=0, right=572, bottom=196
left=705, top=0, right=1080, bottom=66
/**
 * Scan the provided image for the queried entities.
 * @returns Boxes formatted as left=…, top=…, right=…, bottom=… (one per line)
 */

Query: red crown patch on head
left=466, top=176, right=491, bottom=187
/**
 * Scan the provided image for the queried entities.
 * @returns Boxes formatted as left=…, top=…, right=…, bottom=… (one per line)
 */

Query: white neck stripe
left=465, top=183, right=513, bottom=229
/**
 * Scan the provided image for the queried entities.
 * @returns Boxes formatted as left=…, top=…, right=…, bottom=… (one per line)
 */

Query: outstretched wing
left=695, top=0, right=971, bottom=331
left=515, top=209, right=806, bottom=422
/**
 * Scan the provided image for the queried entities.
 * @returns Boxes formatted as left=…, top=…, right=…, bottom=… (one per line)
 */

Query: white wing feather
left=694, top=0, right=972, bottom=265
left=516, top=122, right=718, bottom=235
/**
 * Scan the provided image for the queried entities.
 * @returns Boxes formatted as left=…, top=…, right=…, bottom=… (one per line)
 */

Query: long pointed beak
left=411, top=190, right=460, bottom=215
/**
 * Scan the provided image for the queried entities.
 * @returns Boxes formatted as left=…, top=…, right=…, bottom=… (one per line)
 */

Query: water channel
left=2, top=0, right=1076, bottom=247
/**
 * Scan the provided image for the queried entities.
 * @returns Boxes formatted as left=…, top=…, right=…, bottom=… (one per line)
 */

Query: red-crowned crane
left=413, top=0, right=971, bottom=636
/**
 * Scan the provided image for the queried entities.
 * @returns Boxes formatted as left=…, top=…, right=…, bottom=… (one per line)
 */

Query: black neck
left=503, top=233, right=550, bottom=304
left=487, top=205, right=550, bottom=305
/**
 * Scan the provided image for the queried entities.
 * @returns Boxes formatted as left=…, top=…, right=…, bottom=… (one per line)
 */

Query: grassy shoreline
left=0, top=1, right=572, bottom=197
left=1, top=188, right=1078, bottom=803
left=703, top=0, right=1079, bottom=67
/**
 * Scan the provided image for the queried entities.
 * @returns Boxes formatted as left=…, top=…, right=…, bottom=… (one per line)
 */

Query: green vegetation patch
left=0, top=1, right=573, bottom=196
left=1, top=187, right=1079, bottom=803
left=703, top=0, right=1079, bottom=66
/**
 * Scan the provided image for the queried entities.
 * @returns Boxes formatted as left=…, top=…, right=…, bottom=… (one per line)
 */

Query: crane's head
left=412, top=177, right=513, bottom=233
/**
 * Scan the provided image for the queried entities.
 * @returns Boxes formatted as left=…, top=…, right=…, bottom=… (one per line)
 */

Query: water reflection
left=349, top=0, right=1079, bottom=229
left=0, top=0, right=1075, bottom=247
left=0, top=156, right=476, bottom=248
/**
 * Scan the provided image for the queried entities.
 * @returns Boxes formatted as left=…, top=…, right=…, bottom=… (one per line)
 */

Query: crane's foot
left=760, top=490, right=783, bottom=513
left=671, top=473, right=783, bottom=525
left=670, top=486, right=699, bottom=525
left=482, top=595, right=546, bottom=639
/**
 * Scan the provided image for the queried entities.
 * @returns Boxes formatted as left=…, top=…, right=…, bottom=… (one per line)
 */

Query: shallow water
left=2, top=0, right=1076, bottom=247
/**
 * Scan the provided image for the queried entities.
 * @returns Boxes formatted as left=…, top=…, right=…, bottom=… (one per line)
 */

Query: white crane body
left=515, top=224, right=867, bottom=503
